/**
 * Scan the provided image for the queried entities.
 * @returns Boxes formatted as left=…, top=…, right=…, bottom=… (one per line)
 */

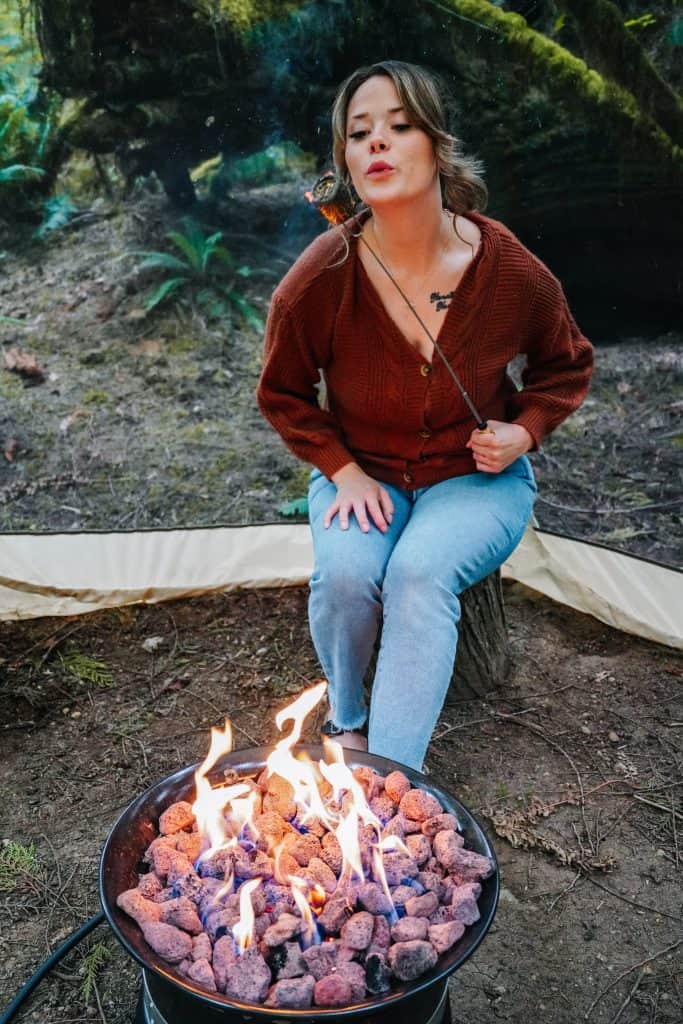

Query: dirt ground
left=0, top=582, right=681, bottom=1023
left=1, top=186, right=681, bottom=566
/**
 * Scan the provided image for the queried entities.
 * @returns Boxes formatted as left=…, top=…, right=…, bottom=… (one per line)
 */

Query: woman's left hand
left=466, top=420, right=533, bottom=474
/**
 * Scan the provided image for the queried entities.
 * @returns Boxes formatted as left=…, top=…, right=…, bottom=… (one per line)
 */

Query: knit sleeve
left=256, top=292, right=356, bottom=480
left=507, top=264, right=594, bottom=450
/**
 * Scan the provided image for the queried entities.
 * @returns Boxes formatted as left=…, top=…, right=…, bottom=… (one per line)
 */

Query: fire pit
left=99, top=688, right=498, bottom=1023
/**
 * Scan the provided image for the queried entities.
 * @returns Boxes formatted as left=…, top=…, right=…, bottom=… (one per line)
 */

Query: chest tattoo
left=429, top=289, right=455, bottom=312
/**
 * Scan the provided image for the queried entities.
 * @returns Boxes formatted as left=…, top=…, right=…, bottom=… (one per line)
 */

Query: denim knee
left=310, top=562, right=380, bottom=603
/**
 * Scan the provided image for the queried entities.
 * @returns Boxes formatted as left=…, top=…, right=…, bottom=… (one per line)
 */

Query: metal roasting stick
left=306, top=172, right=490, bottom=432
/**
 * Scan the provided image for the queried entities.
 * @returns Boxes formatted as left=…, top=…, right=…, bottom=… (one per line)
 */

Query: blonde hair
left=331, top=60, right=488, bottom=219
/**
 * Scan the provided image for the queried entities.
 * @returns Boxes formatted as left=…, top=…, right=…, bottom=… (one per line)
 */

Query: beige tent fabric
left=0, top=525, right=680, bottom=648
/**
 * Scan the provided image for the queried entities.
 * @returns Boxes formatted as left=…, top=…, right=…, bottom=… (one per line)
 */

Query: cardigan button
left=403, top=472, right=414, bottom=484
left=419, top=428, right=432, bottom=439
left=420, top=363, right=432, bottom=377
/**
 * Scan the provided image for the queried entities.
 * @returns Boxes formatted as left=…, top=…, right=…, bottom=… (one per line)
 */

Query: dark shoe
left=321, top=719, right=368, bottom=751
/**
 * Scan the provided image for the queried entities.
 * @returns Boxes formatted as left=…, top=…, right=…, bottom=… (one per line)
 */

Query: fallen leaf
left=59, top=408, right=93, bottom=433
left=3, top=345, right=45, bottom=381
left=133, top=338, right=163, bottom=358
left=4, top=437, right=18, bottom=462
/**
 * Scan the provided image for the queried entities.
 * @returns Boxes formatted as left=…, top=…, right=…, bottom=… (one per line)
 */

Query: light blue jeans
left=307, top=457, right=537, bottom=771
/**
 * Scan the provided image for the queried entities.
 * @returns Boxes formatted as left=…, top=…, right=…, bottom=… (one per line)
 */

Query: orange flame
left=232, top=878, right=262, bottom=953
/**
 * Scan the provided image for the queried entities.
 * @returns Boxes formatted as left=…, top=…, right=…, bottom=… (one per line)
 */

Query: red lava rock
left=387, top=939, right=438, bottom=981
left=117, top=889, right=162, bottom=927
left=175, top=831, right=203, bottom=862
left=336, top=960, right=366, bottom=1001
left=265, top=975, right=315, bottom=1009
left=370, top=913, right=391, bottom=951
left=306, top=856, right=337, bottom=893
left=283, top=831, right=321, bottom=866
left=204, top=907, right=239, bottom=942
left=381, top=851, right=419, bottom=886
left=212, top=935, right=238, bottom=990
left=390, top=883, right=423, bottom=908
left=186, top=957, right=217, bottom=992
left=417, top=870, right=445, bottom=901
left=391, top=916, right=429, bottom=942
left=198, top=877, right=223, bottom=915
left=428, top=920, right=465, bottom=954
left=263, top=912, right=302, bottom=947
left=235, top=849, right=274, bottom=881
left=145, top=836, right=178, bottom=881
left=369, top=795, right=398, bottom=826
left=400, top=814, right=423, bottom=834
left=352, top=766, right=383, bottom=800
left=337, top=942, right=360, bottom=963
left=159, top=896, right=203, bottom=934
left=159, top=801, right=195, bottom=835
left=197, top=847, right=232, bottom=879
left=320, top=832, right=343, bottom=874
left=406, top=834, right=431, bottom=866
left=166, top=851, right=195, bottom=886
left=317, top=894, right=350, bottom=934
left=253, top=913, right=273, bottom=940
left=421, top=812, right=459, bottom=837
left=141, top=921, right=193, bottom=964
left=137, top=873, right=163, bottom=900
left=314, top=974, right=353, bottom=1008
left=384, top=770, right=412, bottom=803
left=255, top=811, right=286, bottom=846
left=223, top=946, right=271, bottom=1002
left=357, top=882, right=393, bottom=915
left=275, top=850, right=301, bottom=882
left=424, top=856, right=445, bottom=875
left=341, top=911, right=374, bottom=950
left=450, top=885, right=481, bottom=924
left=170, top=871, right=205, bottom=905
left=192, top=932, right=212, bottom=962
left=427, top=906, right=455, bottom=926
left=382, top=815, right=405, bottom=840
left=405, top=891, right=439, bottom=918
left=440, top=844, right=494, bottom=881
left=263, top=775, right=297, bottom=819
left=399, top=789, right=443, bottom=822
left=432, top=830, right=467, bottom=872
left=302, top=942, right=337, bottom=979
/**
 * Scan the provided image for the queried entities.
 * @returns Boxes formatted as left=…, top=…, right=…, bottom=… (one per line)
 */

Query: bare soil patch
left=1, top=583, right=681, bottom=1023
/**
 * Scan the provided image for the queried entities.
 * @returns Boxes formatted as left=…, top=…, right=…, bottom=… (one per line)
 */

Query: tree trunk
left=364, top=570, right=510, bottom=702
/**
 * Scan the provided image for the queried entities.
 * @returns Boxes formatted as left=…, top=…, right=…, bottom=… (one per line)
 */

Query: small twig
left=584, top=875, right=680, bottom=923
left=632, top=793, right=683, bottom=823
left=547, top=870, right=581, bottom=912
left=671, top=791, right=679, bottom=868
left=93, top=978, right=108, bottom=1024
left=584, top=939, right=681, bottom=1019
left=610, top=968, right=647, bottom=1024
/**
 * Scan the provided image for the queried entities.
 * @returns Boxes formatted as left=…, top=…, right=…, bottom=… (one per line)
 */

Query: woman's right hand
left=326, top=463, right=394, bottom=533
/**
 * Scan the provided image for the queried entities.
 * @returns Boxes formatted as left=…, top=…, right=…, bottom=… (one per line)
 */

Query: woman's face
left=344, top=75, right=438, bottom=209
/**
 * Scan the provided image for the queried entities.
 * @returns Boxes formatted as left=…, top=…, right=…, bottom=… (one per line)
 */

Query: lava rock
left=340, top=911, right=374, bottom=950
left=302, top=942, right=338, bottom=980
left=263, top=912, right=302, bottom=947
left=159, top=801, right=195, bottom=835
left=399, top=789, right=443, bottom=822
left=384, top=770, right=412, bottom=803
left=265, top=975, right=315, bottom=1009
left=421, top=812, right=460, bottom=837
left=387, top=939, right=438, bottom=981
left=313, top=974, right=353, bottom=1008
left=223, top=946, right=271, bottom=1002
left=159, top=896, right=203, bottom=934
left=428, top=920, right=465, bottom=954
left=405, top=891, right=439, bottom=918
left=365, top=952, right=392, bottom=995
left=116, top=889, right=161, bottom=927
left=186, top=957, right=217, bottom=992
left=391, top=916, right=429, bottom=942
left=141, top=921, right=193, bottom=964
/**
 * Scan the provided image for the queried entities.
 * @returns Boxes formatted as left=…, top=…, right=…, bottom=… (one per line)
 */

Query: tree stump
left=363, top=571, right=509, bottom=701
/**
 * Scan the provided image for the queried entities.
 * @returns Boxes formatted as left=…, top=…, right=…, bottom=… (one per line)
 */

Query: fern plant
left=60, top=650, right=113, bottom=687
left=131, top=217, right=263, bottom=330
left=81, top=941, right=112, bottom=1003
left=0, top=840, right=40, bottom=892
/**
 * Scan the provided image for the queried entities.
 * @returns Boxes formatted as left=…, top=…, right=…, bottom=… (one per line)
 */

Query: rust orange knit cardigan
left=257, top=209, right=593, bottom=490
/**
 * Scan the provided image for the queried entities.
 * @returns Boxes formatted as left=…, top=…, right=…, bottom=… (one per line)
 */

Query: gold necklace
left=367, top=211, right=450, bottom=309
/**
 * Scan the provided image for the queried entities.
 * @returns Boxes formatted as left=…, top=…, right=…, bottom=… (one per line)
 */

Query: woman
left=257, top=60, right=593, bottom=771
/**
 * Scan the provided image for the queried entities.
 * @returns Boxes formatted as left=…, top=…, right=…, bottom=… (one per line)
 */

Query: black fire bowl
left=99, top=746, right=499, bottom=1021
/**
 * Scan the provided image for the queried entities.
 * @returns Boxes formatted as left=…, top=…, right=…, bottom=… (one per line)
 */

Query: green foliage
left=0, top=840, right=39, bottom=891
left=131, top=217, right=263, bottom=330
left=0, top=3, right=62, bottom=207
left=81, top=941, right=112, bottom=1003
left=206, top=141, right=316, bottom=195
left=624, top=14, right=657, bottom=31
left=278, top=496, right=308, bottom=517
left=60, top=650, right=113, bottom=687
left=33, top=192, right=77, bottom=239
